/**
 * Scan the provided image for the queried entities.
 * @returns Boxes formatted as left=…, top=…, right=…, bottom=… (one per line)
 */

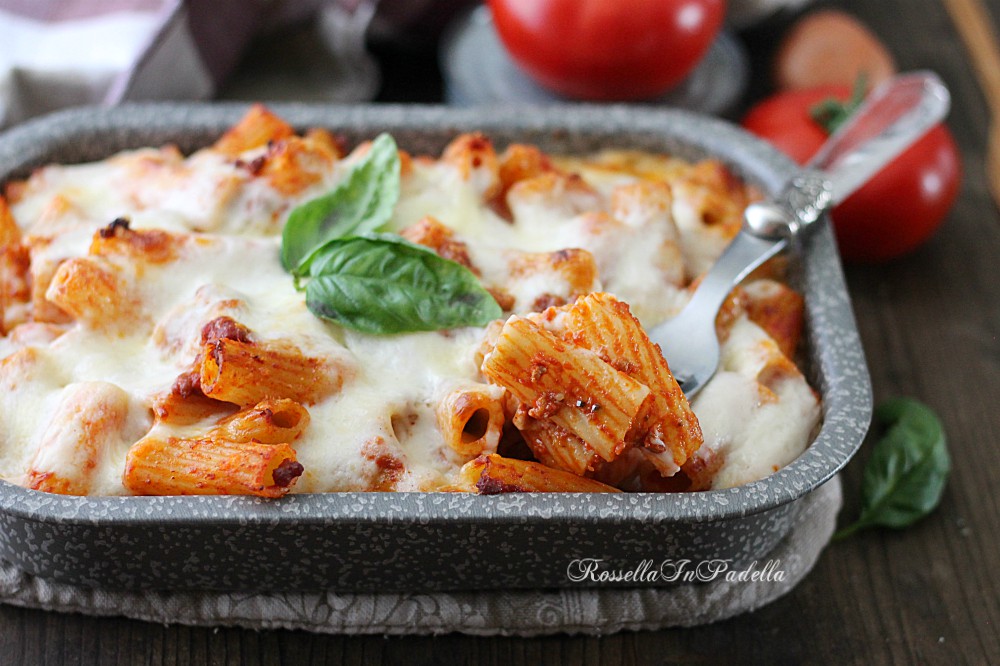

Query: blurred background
left=217, top=0, right=825, bottom=114
left=0, top=0, right=910, bottom=124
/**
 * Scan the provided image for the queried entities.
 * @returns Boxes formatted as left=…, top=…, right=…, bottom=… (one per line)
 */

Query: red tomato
left=741, top=87, right=844, bottom=164
left=742, top=87, right=961, bottom=263
left=488, top=0, right=726, bottom=101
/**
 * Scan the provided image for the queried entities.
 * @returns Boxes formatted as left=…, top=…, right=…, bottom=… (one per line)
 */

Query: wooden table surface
left=2, top=0, right=998, bottom=663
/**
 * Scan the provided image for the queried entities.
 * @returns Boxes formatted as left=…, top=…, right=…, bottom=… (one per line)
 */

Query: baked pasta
left=0, top=105, right=820, bottom=496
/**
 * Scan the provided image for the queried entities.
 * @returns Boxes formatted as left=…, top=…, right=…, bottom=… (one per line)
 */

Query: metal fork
left=650, top=72, right=951, bottom=397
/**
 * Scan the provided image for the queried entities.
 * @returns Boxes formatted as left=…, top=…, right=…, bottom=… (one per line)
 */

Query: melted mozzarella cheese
left=298, top=329, right=483, bottom=492
left=0, top=348, right=68, bottom=483
left=689, top=317, right=821, bottom=489
left=0, top=138, right=820, bottom=494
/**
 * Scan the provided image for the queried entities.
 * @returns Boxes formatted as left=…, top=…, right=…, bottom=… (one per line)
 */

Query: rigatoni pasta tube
left=30, top=254, right=73, bottom=325
left=26, top=381, right=132, bottom=495
left=89, top=221, right=182, bottom=264
left=722, top=317, right=804, bottom=394
left=496, top=144, right=553, bottom=193
left=258, top=135, right=339, bottom=196
left=123, top=436, right=303, bottom=497
left=459, top=454, right=622, bottom=494
left=210, top=398, right=310, bottom=445
left=0, top=244, right=30, bottom=334
left=0, top=194, right=26, bottom=331
left=152, top=369, right=233, bottom=426
left=562, top=292, right=703, bottom=469
left=0, top=196, right=18, bottom=246
left=441, top=132, right=501, bottom=199
left=400, top=216, right=477, bottom=272
left=504, top=248, right=599, bottom=311
left=742, top=279, right=805, bottom=360
left=200, top=338, right=342, bottom=407
left=436, top=386, right=505, bottom=457
left=481, top=315, right=652, bottom=462
left=45, top=257, right=136, bottom=329
left=516, top=417, right=599, bottom=476
left=212, top=103, right=294, bottom=156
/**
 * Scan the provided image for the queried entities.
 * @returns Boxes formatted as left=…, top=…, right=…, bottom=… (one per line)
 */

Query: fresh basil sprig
left=304, top=234, right=502, bottom=334
left=278, top=133, right=501, bottom=334
left=281, top=133, right=400, bottom=276
left=834, top=397, right=950, bottom=540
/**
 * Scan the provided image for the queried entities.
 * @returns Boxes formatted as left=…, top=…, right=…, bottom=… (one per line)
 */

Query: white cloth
left=0, top=478, right=840, bottom=636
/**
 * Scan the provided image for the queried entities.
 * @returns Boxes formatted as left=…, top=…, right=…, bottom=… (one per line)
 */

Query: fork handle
left=684, top=72, right=952, bottom=326
left=808, top=71, right=951, bottom=205
left=743, top=72, right=951, bottom=247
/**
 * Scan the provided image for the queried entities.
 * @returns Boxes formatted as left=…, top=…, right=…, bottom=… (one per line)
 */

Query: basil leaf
left=834, top=397, right=950, bottom=540
left=280, top=133, right=400, bottom=275
left=304, top=234, right=502, bottom=334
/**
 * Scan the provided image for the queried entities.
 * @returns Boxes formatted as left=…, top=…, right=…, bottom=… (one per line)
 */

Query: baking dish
left=0, top=104, right=871, bottom=592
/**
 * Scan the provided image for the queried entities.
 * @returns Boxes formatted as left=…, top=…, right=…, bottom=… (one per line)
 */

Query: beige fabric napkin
left=0, top=478, right=840, bottom=636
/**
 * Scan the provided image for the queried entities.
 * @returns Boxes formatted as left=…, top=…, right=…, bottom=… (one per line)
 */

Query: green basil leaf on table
left=280, top=133, right=400, bottom=275
left=303, top=234, right=503, bottom=334
left=834, top=397, right=950, bottom=540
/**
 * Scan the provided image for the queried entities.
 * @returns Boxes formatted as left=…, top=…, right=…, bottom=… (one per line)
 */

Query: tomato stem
left=810, top=74, right=868, bottom=135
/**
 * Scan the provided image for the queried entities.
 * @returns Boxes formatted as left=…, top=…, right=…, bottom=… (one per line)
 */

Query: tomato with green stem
left=742, top=85, right=961, bottom=263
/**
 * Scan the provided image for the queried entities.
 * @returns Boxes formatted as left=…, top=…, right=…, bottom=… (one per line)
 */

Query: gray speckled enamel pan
left=0, top=104, right=871, bottom=592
